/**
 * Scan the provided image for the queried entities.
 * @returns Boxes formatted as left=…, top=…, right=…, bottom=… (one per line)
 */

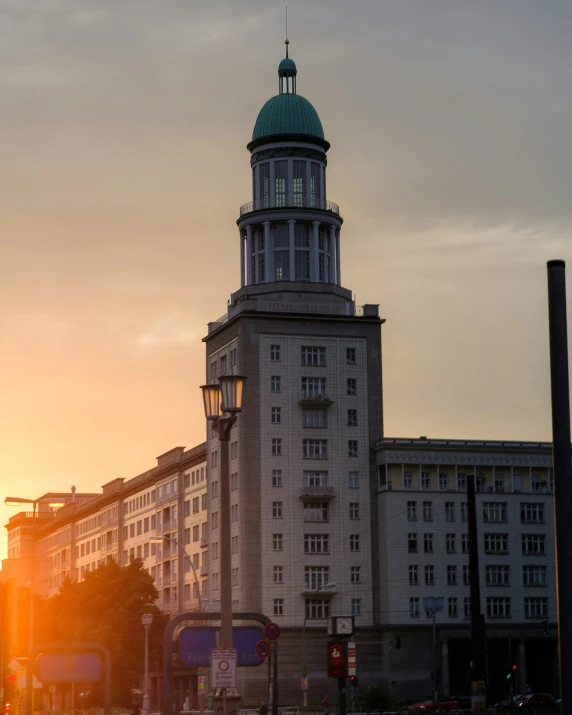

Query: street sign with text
left=210, top=649, right=237, bottom=689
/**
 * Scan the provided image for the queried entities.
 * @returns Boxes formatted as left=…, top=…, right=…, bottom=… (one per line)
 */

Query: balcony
left=299, top=485, right=335, bottom=500
left=200, top=536, right=208, bottom=548
left=298, top=392, right=334, bottom=407
left=200, top=564, right=209, bottom=577
left=239, top=198, right=340, bottom=217
left=301, top=582, right=338, bottom=597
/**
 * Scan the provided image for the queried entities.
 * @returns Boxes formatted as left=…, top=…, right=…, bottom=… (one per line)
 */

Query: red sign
left=347, top=642, right=356, bottom=676
left=255, top=640, right=271, bottom=659
left=328, top=641, right=346, bottom=677
left=264, top=623, right=281, bottom=641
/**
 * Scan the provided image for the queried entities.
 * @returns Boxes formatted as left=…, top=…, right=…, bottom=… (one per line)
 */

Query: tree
left=35, top=560, right=167, bottom=705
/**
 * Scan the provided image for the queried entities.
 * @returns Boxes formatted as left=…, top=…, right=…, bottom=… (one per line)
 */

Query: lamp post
left=200, top=376, right=246, bottom=653
left=302, top=581, right=337, bottom=710
left=141, top=613, right=153, bottom=715
left=149, top=534, right=203, bottom=612
left=423, top=596, right=444, bottom=706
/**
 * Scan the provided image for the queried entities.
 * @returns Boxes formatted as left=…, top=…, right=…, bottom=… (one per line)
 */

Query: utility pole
left=467, top=472, right=487, bottom=708
left=547, top=259, right=572, bottom=711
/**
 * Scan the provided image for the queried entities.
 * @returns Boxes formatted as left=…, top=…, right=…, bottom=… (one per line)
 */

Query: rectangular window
left=408, top=533, right=418, bottom=554
left=272, top=534, right=283, bottom=551
left=304, top=502, right=329, bottom=522
left=483, top=502, right=508, bottom=523
left=462, top=534, right=469, bottom=554
left=193, top=525, right=200, bottom=542
left=304, top=534, right=329, bottom=554
left=461, top=502, right=468, bottom=522
left=305, top=598, right=330, bottom=619
left=348, top=440, right=358, bottom=458
left=439, top=473, right=449, bottom=490
left=348, top=471, right=359, bottom=489
left=350, top=566, right=361, bottom=584
left=346, top=378, right=357, bottom=396
left=409, top=565, right=419, bottom=585
left=522, top=534, right=546, bottom=555
left=184, top=528, right=191, bottom=546
left=446, top=533, right=456, bottom=553
left=272, top=470, right=283, bottom=487
left=521, top=503, right=545, bottom=523
left=410, top=597, right=420, bottom=618
left=304, top=470, right=329, bottom=486
left=422, top=501, right=433, bottom=522
left=404, top=472, right=413, bottom=489
left=463, top=565, right=471, bottom=586
left=271, top=406, right=282, bottom=424
left=259, top=162, right=270, bottom=206
left=407, top=501, right=417, bottom=521
left=523, top=565, right=547, bottom=587
left=301, top=377, right=327, bottom=398
left=303, top=439, right=328, bottom=459
left=457, top=473, right=467, bottom=491
left=423, top=533, right=434, bottom=554
left=350, top=534, right=360, bottom=552
left=275, top=160, right=288, bottom=206
left=464, top=597, right=471, bottom=619
left=448, top=597, right=458, bottom=618
left=301, top=346, right=326, bottom=366
left=486, top=565, right=510, bottom=586
left=349, top=502, right=359, bottom=520
left=270, top=344, right=281, bottom=362
left=305, top=566, right=330, bottom=590
left=184, top=501, right=190, bottom=518
left=273, top=566, right=283, bottom=583
left=425, top=565, right=435, bottom=586
left=302, top=408, right=327, bottom=428
left=484, top=533, right=509, bottom=554
left=351, top=599, right=361, bottom=616
left=271, top=375, right=281, bottom=393
left=310, top=162, right=321, bottom=207
left=346, top=347, right=356, bottom=364
left=524, top=597, right=548, bottom=619
left=272, top=438, right=282, bottom=456
left=347, top=409, right=358, bottom=427
left=447, top=565, right=457, bottom=586
left=445, top=502, right=455, bottom=522
left=272, top=501, right=283, bottom=518
left=274, top=598, right=284, bottom=616
left=421, top=472, right=431, bottom=490
left=486, top=597, right=511, bottom=619
left=293, top=160, right=305, bottom=207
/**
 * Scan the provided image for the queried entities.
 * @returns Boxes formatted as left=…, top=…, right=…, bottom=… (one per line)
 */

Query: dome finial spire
left=285, top=6, right=289, bottom=57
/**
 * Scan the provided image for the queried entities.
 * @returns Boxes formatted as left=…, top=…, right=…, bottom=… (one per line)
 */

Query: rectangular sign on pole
left=347, top=642, right=356, bottom=677
left=210, top=649, right=237, bottom=689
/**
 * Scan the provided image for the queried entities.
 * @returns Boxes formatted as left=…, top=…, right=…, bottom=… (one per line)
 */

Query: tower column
left=240, top=230, right=245, bottom=288
left=329, top=225, right=336, bottom=283
left=246, top=225, right=253, bottom=285
left=335, top=228, right=341, bottom=285
left=288, top=219, right=296, bottom=281
left=311, top=221, right=320, bottom=282
left=263, top=221, right=272, bottom=283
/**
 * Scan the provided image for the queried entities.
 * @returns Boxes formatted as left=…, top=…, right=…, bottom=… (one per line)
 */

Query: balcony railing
left=299, top=485, right=335, bottom=499
left=299, top=392, right=334, bottom=407
left=239, top=198, right=340, bottom=216
left=301, top=582, right=337, bottom=596
left=200, top=536, right=208, bottom=548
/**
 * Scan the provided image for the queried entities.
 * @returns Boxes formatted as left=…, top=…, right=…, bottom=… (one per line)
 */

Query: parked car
left=410, top=697, right=460, bottom=711
left=514, top=694, right=556, bottom=708
left=453, top=696, right=472, bottom=711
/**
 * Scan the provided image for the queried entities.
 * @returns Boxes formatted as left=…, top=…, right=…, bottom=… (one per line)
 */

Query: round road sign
left=264, top=622, right=281, bottom=641
left=218, top=660, right=230, bottom=672
left=255, top=640, right=271, bottom=659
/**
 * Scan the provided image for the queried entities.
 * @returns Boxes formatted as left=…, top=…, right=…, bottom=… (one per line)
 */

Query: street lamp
left=200, top=375, right=246, bottom=652
left=141, top=613, right=153, bottom=715
left=302, top=581, right=337, bottom=709
left=423, top=596, right=444, bottom=705
left=149, top=534, right=202, bottom=612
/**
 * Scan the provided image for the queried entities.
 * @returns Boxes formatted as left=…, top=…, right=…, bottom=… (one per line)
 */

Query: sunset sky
left=2, top=0, right=571, bottom=559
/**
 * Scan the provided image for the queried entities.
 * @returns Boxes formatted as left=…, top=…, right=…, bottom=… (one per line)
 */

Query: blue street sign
left=179, top=627, right=264, bottom=666
left=37, top=653, right=102, bottom=683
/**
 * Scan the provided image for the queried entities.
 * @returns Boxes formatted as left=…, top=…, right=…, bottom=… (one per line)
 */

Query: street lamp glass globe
left=200, top=384, right=222, bottom=420
left=219, top=374, right=247, bottom=413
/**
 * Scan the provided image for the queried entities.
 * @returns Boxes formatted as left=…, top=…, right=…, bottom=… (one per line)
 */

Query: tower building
left=204, top=46, right=385, bottom=695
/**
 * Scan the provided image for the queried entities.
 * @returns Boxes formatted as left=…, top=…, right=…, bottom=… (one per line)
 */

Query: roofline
left=247, top=132, right=330, bottom=153
left=375, top=436, right=553, bottom=451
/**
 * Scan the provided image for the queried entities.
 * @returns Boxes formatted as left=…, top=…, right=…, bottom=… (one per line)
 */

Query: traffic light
left=507, top=665, right=517, bottom=680
left=541, top=620, right=550, bottom=637
left=350, top=676, right=359, bottom=688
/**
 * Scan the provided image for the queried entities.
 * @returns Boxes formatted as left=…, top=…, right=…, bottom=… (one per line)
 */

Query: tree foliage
left=35, top=560, right=167, bottom=705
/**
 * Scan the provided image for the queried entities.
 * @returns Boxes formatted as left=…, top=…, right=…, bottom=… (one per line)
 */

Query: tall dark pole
left=337, top=676, right=347, bottom=715
left=467, top=473, right=486, bottom=698
left=216, top=417, right=235, bottom=651
left=547, top=259, right=572, bottom=708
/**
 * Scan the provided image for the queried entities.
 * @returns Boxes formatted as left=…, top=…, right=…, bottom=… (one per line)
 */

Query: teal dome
left=278, top=57, right=297, bottom=73
left=252, top=93, right=324, bottom=142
